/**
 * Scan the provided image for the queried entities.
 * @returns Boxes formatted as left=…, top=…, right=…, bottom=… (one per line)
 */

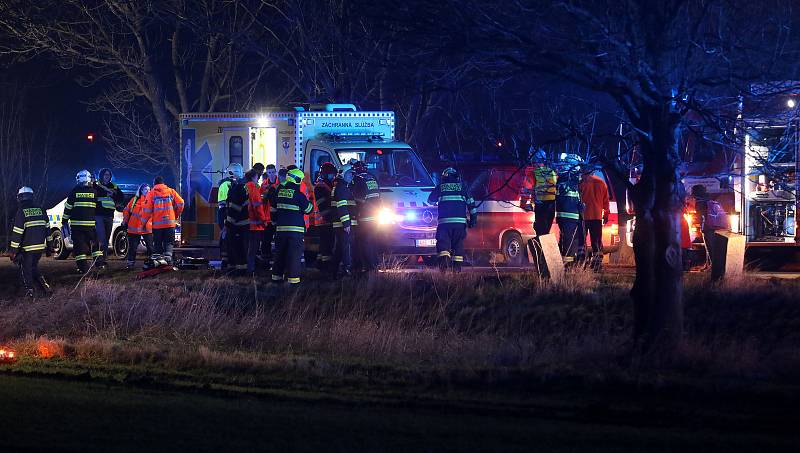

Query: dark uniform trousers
left=272, top=232, right=304, bottom=284
left=356, top=222, right=378, bottom=271
left=557, top=219, right=584, bottom=261
left=332, top=228, right=352, bottom=273
left=317, top=224, right=335, bottom=268
left=95, top=215, right=114, bottom=262
left=153, top=227, right=176, bottom=263
left=534, top=201, right=556, bottom=236
left=126, top=233, right=154, bottom=265
left=226, top=225, right=249, bottom=269
left=436, top=223, right=467, bottom=268
left=18, top=252, right=42, bottom=289
left=73, top=227, right=100, bottom=272
left=261, top=222, right=276, bottom=262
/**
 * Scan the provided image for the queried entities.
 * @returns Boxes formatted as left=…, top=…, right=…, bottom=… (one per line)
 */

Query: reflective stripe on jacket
left=141, top=184, right=185, bottom=229
left=246, top=181, right=267, bottom=231
left=63, top=184, right=98, bottom=229
left=123, top=195, right=152, bottom=235
left=9, top=202, right=48, bottom=253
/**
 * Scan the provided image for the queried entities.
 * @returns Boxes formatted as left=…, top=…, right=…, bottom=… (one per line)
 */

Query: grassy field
left=1, top=258, right=800, bottom=451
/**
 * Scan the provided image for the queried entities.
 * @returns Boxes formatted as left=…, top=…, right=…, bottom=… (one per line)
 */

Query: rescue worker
left=141, top=176, right=184, bottom=266
left=351, top=160, right=381, bottom=271
left=270, top=168, right=312, bottom=285
left=94, top=168, right=124, bottom=268
left=555, top=154, right=585, bottom=265
left=63, top=170, right=102, bottom=273
left=217, top=166, right=235, bottom=260
left=8, top=187, right=50, bottom=296
left=521, top=149, right=557, bottom=236
left=260, top=164, right=280, bottom=268
left=332, top=165, right=356, bottom=276
left=223, top=163, right=249, bottom=275
left=427, top=167, right=477, bottom=272
left=692, top=184, right=728, bottom=269
left=579, top=170, right=610, bottom=271
left=122, top=183, right=153, bottom=270
left=314, top=162, right=338, bottom=272
left=245, top=169, right=266, bottom=274
left=287, top=164, right=318, bottom=230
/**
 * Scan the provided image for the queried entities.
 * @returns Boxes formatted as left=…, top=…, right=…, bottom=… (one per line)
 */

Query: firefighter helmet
left=441, top=167, right=459, bottom=179
left=529, top=148, right=547, bottom=164
left=76, top=169, right=92, bottom=184
left=287, top=168, right=305, bottom=183
left=226, top=163, right=244, bottom=179
left=320, top=162, right=337, bottom=176
left=17, top=186, right=33, bottom=202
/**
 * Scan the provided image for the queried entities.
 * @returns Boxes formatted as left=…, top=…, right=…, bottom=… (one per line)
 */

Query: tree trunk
left=629, top=112, right=685, bottom=358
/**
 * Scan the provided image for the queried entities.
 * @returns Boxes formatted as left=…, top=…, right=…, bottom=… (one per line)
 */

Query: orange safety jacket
left=123, top=195, right=152, bottom=235
left=300, top=178, right=320, bottom=228
left=142, top=184, right=185, bottom=229
left=260, top=177, right=280, bottom=224
left=246, top=181, right=267, bottom=231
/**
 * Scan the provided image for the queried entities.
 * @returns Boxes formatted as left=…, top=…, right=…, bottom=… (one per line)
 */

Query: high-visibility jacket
left=579, top=174, right=609, bottom=221
left=94, top=181, right=124, bottom=217
left=533, top=165, right=557, bottom=202
left=555, top=172, right=582, bottom=220
left=427, top=178, right=476, bottom=224
left=142, top=184, right=185, bottom=229
left=332, top=177, right=355, bottom=228
left=63, top=184, right=99, bottom=229
left=246, top=181, right=267, bottom=231
left=260, top=177, right=280, bottom=224
left=225, top=181, right=250, bottom=227
left=314, top=179, right=334, bottom=226
left=299, top=179, right=318, bottom=228
left=352, top=172, right=381, bottom=224
left=217, top=178, right=232, bottom=209
left=270, top=181, right=312, bottom=233
left=9, top=200, right=48, bottom=254
left=123, top=195, right=152, bottom=235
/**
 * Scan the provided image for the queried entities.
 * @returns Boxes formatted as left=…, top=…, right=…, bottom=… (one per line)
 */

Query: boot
left=452, top=260, right=462, bottom=273
left=438, top=255, right=451, bottom=272
left=36, top=276, right=52, bottom=295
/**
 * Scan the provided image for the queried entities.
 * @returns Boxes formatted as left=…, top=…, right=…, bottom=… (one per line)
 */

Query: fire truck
left=178, top=104, right=438, bottom=257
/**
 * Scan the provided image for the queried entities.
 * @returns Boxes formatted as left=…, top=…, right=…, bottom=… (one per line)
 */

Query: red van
left=462, top=164, right=621, bottom=264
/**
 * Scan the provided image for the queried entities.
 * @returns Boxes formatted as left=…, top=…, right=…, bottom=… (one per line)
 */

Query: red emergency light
left=87, top=133, right=95, bottom=142
left=376, top=149, right=383, bottom=155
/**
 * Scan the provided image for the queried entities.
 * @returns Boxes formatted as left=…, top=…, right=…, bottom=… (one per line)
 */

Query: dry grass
left=1, top=268, right=798, bottom=387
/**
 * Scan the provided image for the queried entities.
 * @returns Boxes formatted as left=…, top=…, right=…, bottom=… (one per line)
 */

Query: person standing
left=270, top=168, right=312, bottom=285
left=245, top=169, right=266, bottom=274
left=579, top=170, right=610, bottom=271
left=141, top=176, right=184, bottom=266
left=260, top=164, right=280, bottom=268
left=555, top=154, right=585, bottom=265
left=93, top=168, right=124, bottom=268
left=216, top=166, right=235, bottom=263
left=122, top=183, right=154, bottom=270
left=224, top=164, right=249, bottom=275
left=331, top=165, right=355, bottom=277
left=314, top=162, right=338, bottom=272
left=351, top=160, right=381, bottom=271
left=427, top=167, right=477, bottom=272
left=521, top=149, right=557, bottom=237
left=63, top=170, right=102, bottom=274
left=692, top=184, right=728, bottom=269
left=8, top=187, right=50, bottom=296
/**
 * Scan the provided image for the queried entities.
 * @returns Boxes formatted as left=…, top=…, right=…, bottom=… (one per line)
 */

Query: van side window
left=309, top=149, right=335, bottom=180
left=229, top=136, right=244, bottom=166
left=468, top=170, right=490, bottom=201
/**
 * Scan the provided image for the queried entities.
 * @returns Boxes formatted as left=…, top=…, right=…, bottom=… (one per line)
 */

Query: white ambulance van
left=179, top=104, right=438, bottom=257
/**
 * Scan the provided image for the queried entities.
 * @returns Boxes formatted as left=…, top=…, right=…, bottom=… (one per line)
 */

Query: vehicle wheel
left=48, top=229, right=70, bottom=260
left=113, top=229, right=128, bottom=258
left=501, top=231, right=526, bottom=266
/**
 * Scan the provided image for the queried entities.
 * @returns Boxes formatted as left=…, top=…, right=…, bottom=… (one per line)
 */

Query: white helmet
left=17, top=186, right=33, bottom=196
left=76, top=169, right=92, bottom=184
left=226, top=163, right=244, bottom=180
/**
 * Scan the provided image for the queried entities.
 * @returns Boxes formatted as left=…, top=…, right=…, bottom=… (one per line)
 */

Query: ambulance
left=178, top=104, right=438, bottom=257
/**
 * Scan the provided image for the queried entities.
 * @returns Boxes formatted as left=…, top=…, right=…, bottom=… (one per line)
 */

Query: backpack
left=705, top=200, right=729, bottom=230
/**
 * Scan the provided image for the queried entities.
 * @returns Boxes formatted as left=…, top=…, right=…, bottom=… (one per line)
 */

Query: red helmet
left=320, top=162, right=337, bottom=176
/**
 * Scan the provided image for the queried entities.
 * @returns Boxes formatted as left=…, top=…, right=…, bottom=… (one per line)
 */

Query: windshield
left=336, top=148, right=433, bottom=187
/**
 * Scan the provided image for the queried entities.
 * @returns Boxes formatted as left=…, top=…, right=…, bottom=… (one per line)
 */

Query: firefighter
left=314, top=162, right=338, bottom=272
left=555, top=154, right=585, bottom=265
left=8, top=187, right=50, bottom=296
left=351, top=160, right=381, bottom=271
left=223, top=163, right=249, bottom=275
left=521, top=149, right=557, bottom=236
left=270, top=168, right=312, bottom=285
left=141, top=176, right=184, bottom=266
left=332, top=165, right=356, bottom=277
left=245, top=169, right=266, bottom=274
left=94, top=168, right=124, bottom=268
left=217, top=165, right=235, bottom=262
left=63, top=170, right=102, bottom=274
left=260, top=164, right=280, bottom=268
left=427, top=167, right=477, bottom=272
left=121, top=183, right=153, bottom=270
left=579, top=170, right=610, bottom=272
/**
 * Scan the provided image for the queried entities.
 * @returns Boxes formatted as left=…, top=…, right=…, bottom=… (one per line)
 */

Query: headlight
left=405, top=211, right=417, bottom=221
left=378, top=208, right=395, bottom=225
